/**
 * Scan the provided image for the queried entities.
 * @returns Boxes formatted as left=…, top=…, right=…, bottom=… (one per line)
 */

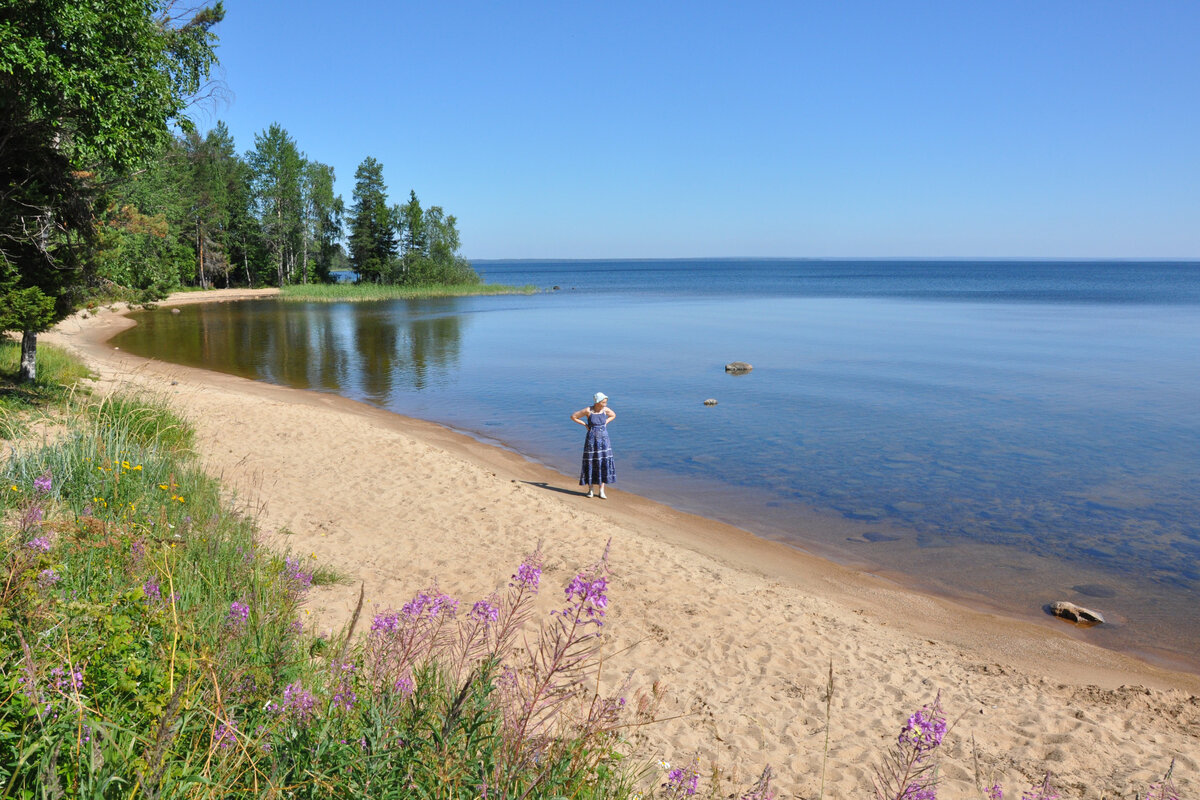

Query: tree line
left=1, top=0, right=477, bottom=382
left=95, top=122, right=476, bottom=294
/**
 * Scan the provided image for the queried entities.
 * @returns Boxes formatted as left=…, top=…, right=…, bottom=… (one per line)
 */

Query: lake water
left=114, top=260, right=1200, bottom=669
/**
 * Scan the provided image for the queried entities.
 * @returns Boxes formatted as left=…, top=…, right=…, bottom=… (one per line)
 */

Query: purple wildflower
left=37, top=568, right=60, bottom=588
left=898, top=696, right=947, bottom=760
left=470, top=598, right=500, bottom=626
left=901, top=783, right=938, bottom=800
left=402, top=591, right=431, bottom=619
left=213, top=722, right=237, bottom=749
left=284, top=557, right=313, bottom=594
left=665, top=765, right=700, bottom=797
left=508, top=556, right=542, bottom=594
left=430, top=593, right=458, bottom=617
left=371, top=610, right=400, bottom=634
left=227, top=600, right=250, bottom=626
left=985, top=785, right=1003, bottom=800
left=49, top=666, right=84, bottom=693
left=393, top=676, right=415, bottom=697
left=562, top=572, right=608, bottom=622
left=1020, top=774, right=1059, bottom=800
left=331, top=686, right=357, bottom=711
left=401, top=589, right=458, bottom=619
left=33, top=471, right=52, bottom=495
left=280, top=682, right=316, bottom=722
left=25, top=536, right=51, bottom=553
left=143, top=577, right=161, bottom=602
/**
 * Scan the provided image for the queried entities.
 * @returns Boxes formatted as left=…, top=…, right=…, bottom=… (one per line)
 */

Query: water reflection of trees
left=127, top=299, right=466, bottom=403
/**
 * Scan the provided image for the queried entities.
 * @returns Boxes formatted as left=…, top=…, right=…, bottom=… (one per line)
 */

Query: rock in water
left=1048, top=601, right=1105, bottom=624
left=725, top=361, right=753, bottom=373
left=703, top=398, right=718, bottom=406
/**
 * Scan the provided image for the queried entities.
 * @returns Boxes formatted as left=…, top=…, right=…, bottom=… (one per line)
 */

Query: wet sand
left=43, top=290, right=1200, bottom=798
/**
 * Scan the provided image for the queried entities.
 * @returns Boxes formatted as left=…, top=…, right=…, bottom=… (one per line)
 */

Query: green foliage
left=0, top=340, right=93, bottom=433
left=248, top=123, right=306, bottom=287
left=348, top=157, right=397, bottom=284
left=303, top=160, right=344, bottom=284
left=0, top=278, right=56, bottom=335
left=0, top=0, right=224, bottom=173
left=0, top=0, right=224, bottom=378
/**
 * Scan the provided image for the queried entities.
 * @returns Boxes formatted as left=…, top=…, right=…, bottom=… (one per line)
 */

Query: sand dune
left=45, top=290, right=1199, bottom=798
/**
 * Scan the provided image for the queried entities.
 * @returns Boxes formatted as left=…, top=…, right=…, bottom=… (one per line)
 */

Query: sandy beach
left=43, top=290, right=1199, bottom=798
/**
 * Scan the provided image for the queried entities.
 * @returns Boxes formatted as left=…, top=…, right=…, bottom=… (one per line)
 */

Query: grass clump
left=280, top=282, right=537, bottom=303
left=84, top=392, right=196, bottom=457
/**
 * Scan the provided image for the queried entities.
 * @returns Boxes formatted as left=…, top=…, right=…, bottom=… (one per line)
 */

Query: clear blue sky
left=202, top=1, right=1200, bottom=260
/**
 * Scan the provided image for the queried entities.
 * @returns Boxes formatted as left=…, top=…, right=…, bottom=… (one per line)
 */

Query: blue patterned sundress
left=579, top=411, right=616, bottom=485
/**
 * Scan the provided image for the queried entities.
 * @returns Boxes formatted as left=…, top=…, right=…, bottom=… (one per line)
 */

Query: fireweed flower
left=898, top=696, right=947, bottom=760
left=665, top=765, right=699, bottom=797
left=901, top=783, right=938, bottom=800
left=561, top=573, right=608, bottom=622
left=227, top=600, right=250, bottom=626
left=401, top=591, right=431, bottom=619
left=280, top=682, right=316, bottom=722
left=393, top=676, right=415, bottom=697
left=371, top=610, right=401, bottom=634
left=143, top=577, right=162, bottom=602
left=1021, top=775, right=1059, bottom=800
left=284, top=557, right=313, bottom=594
left=513, top=561, right=541, bottom=590
left=331, top=685, right=357, bottom=711
left=49, top=666, right=84, bottom=693
left=213, top=722, right=237, bottom=749
left=430, top=593, right=458, bottom=617
left=470, top=598, right=500, bottom=626
left=25, top=536, right=52, bottom=553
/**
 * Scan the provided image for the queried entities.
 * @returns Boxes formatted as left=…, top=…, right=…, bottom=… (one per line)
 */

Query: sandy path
left=41, top=290, right=1200, bottom=798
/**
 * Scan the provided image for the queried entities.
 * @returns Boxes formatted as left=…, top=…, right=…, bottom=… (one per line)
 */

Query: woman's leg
left=598, top=483, right=607, bottom=499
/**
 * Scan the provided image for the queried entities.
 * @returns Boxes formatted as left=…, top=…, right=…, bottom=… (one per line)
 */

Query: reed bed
left=280, top=283, right=537, bottom=303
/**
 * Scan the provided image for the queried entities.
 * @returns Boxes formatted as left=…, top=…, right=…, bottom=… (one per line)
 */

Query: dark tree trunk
left=19, top=330, right=38, bottom=383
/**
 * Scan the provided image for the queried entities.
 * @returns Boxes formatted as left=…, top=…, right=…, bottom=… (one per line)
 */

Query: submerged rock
left=725, top=361, right=753, bottom=373
left=1048, top=601, right=1105, bottom=625
left=703, top=398, right=718, bottom=406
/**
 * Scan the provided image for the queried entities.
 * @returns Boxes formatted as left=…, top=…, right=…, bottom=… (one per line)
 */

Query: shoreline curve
left=40, top=289, right=1200, bottom=797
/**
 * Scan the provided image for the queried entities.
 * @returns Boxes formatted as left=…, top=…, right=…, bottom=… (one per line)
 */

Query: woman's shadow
left=522, top=481, right=591, bottom=498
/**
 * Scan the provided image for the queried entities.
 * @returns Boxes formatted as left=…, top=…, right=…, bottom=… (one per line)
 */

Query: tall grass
left=280, top=282, right=537, bottom=302
left=0, top=340, right=95, bottom=438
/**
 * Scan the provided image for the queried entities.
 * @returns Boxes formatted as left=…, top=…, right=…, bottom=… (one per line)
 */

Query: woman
left=572, top=392, right=616, bottom=498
